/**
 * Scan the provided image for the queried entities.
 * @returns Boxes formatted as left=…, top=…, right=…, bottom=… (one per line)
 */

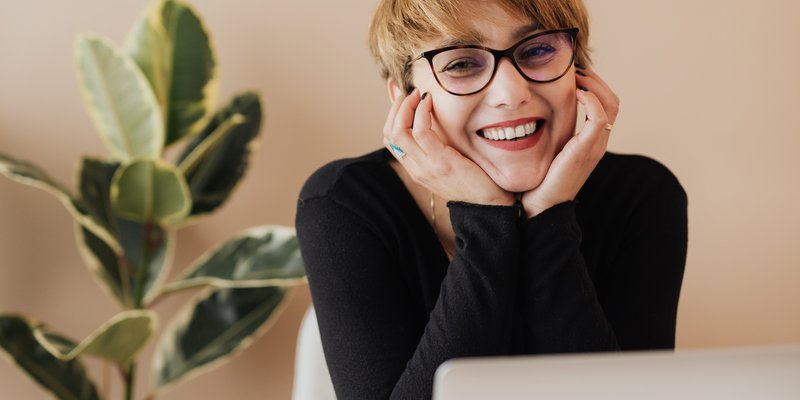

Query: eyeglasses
left=408, top=28, right=579, bottom=96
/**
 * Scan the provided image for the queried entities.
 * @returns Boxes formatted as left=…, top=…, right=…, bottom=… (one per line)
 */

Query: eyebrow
left=512, top=22, right=542, bottom=40
left=433, top=22, right=542, bottom=49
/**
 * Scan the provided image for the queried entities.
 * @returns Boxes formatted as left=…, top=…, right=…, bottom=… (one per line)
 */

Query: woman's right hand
left=383, top=89, right=515, bottom=206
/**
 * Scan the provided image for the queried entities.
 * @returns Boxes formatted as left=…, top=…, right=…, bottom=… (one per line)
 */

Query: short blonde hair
left=368, top=0, right=592, bottom=93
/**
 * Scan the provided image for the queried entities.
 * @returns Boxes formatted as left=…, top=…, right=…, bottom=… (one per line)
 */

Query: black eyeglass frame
left=407, top=27, right=579, bottom=96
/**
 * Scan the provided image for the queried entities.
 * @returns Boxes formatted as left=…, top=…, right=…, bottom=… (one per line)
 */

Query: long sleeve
left=297, top=191, right=521, bottom=399
left=516, top=202, right=619, bottom=352
left=514, top=154, right=688, bottom=352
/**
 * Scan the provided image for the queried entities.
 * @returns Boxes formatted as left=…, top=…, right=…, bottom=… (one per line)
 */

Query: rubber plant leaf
left=75, top=226, right=131, bottom=307
left=74, top=34, right=164, bottom=162
left=0, top=314, right=99, bottom=400
left=176, top=92, right=262, bottom=219
left=125, top=0, right=218, bottom=145
left=33, top=310, right=157, bottom=365
left=77, top=158, right=174, bottom=307
left=110, top=158, right=191, bottom=226
left=151, top=286, right=289, bottom=394
left=163, top=225, right=305, bottom=293
left=0, top=154, right=120, bottom=252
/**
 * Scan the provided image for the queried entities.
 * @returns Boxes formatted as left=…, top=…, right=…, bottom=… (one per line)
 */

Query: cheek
left=548, top=82, right=579, bottom=142
left=410, top=63, right=438, bottom=93
left=429, top=99, right=458, bottom=146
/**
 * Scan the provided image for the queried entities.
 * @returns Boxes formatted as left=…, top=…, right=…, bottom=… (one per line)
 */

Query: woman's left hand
left=520, top=67, right=620, bottom=218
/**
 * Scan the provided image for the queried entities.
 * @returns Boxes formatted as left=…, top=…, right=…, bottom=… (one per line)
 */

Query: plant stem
left=133, top=220, right=155, bottom=309
left=127, top=220, right=157, bottom=398
left=125, top=362, right=136, bottom=400
left=102, top=361, right=110, bottom=399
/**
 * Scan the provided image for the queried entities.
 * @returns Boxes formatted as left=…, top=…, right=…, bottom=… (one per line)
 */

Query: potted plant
left=0, top=1, right=306, bottom=398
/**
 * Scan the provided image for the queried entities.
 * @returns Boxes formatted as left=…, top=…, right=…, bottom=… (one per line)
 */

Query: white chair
left=293, top=306, right=337, bottom=400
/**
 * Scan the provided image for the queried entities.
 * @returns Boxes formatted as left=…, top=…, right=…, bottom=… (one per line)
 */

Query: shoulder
left=585, top=152, right=687, bottom=204
left=299, top=148, right=394, bottom=202
left=296, top=148, right=411, bottom=240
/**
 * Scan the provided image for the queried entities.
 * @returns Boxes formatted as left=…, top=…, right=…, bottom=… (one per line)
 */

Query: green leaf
left=75, top=225, right=131, bottom=307
left=76, top=221, right=173, bottom=308
left=111, top=158, right=191, bottom=225
left=75, top=34, right=164, bottom=161
left=0, top=315, right=99, bottom=400
left=126, top=0, right=218, bottom=145
left=0, top=154, right=121, bottom=252
left=78, top=158, right=121, bottom=235
left=34, top=311, right=157, bottom=365
left=163, top=225, right=305, bottom=293
left=176, top=92, right=263, bottom=218
left=78, top=158, right=174, bottom=307
left=117, top=218, right=173, bottom=306
left=152, top=287, right=289, bottom=393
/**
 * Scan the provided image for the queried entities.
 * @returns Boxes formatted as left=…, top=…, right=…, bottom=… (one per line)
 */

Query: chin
left=492, top=171, right=545, bottom=194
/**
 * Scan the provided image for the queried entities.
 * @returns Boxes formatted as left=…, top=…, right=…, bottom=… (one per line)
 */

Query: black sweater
left=296, top=148, right=688, bottom=399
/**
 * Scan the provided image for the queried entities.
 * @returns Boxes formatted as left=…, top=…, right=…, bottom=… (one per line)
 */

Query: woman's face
left=408, top=4, right=578, bottom=193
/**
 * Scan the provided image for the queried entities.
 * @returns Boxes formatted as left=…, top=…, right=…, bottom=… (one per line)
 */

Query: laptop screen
left=433, top=345, right=800, bottom=400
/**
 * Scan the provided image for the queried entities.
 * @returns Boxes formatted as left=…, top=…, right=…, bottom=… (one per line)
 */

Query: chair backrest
left=292, top=306, right=337, bottom=400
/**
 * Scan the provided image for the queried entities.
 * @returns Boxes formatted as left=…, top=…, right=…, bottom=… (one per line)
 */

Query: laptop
left=433, top=345, right=800, bottom=400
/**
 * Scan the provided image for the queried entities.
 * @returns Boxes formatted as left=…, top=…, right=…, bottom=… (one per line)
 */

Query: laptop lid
left=433, top=345, right=800, bottom=400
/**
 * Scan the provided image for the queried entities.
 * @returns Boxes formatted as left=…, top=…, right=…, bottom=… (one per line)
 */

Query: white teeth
left=480, top=121, right=540, bottom=141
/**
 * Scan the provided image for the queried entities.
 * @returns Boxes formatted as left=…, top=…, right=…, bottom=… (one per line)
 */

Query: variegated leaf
left=74, top=34, right=164, bottom=161
left=176, top=92, right=262, bottom=218
left=152, top=287, right=289, bottom=393
left=0, top=154, right=120, bottom=252
left=0, top=314, right=99, bottom=400
left=111, top=158, right=191, bottom=225
left=163, top=225, right=305, bottom=293
left=126, top=0, right=218, bottom=145
left=34, top=310, right=157, bottom=365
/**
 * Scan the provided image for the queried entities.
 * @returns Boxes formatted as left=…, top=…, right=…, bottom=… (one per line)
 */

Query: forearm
left=298, top=196, right=523, bottom=399
left=516, top=202, right=618, bottom=353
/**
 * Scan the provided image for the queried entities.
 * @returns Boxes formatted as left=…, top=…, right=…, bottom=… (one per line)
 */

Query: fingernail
left=575, top=70, right=587, bottom=77
left=578, top=86, right=589, bottom=92
left=421, top=92, right=428, bottom=100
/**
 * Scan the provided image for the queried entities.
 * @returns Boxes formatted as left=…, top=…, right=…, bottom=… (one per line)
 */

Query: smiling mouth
left=477, top=120, right=543, bottom=141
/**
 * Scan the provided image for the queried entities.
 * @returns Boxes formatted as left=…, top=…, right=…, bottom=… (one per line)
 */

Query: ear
left=387, top=78, right=403, bottom=102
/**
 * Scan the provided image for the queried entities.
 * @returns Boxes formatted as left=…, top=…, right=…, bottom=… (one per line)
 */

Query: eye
left=440, top=58, right=486, bottom=77
left=520, top=43, right=557, bottom=60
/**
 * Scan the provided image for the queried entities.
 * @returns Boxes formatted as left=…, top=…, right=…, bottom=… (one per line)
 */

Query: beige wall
left=1, top=0, right=798, bottom=399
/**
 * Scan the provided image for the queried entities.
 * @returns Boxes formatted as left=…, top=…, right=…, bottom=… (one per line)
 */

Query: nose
left=485, top=57, right=531, bottom=109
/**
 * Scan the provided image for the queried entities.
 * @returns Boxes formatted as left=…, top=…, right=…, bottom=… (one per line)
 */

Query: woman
left=296, top=0, right=687, bottom=398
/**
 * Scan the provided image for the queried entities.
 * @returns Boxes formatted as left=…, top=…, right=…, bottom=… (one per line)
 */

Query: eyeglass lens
left=431, top=31, right=575, bottom=95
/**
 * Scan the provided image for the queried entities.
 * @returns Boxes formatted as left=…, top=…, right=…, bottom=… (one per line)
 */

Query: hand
left=383, top=89, right=515, bottom=206
left=520, top=67, right=620, bottom=217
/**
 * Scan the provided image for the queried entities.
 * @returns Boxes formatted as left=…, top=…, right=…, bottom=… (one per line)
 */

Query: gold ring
left=605, top=123, right=614, bottom=131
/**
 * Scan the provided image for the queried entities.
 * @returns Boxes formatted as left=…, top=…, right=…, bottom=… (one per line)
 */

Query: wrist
left=483, top=191, right=516, bottom=207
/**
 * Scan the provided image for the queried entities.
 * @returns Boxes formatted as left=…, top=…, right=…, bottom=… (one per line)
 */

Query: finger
left=577, top=88, right=611, bottom=140
left=383, top=136, right=424, bottom=173
left=576, top=75, right=618, bottom=124
left=385, top=89, right=428, bottom=160
left=410, top=92, right=448, bottom=155
left=383, top=93, right=404, bottom=136
left=575, top=69, right=619, bottom=123
left=411, top=92, right=432, bottom=139
left=392, top=89, right=422, bottom=138
left=575, top=66, right=613, bottom=94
